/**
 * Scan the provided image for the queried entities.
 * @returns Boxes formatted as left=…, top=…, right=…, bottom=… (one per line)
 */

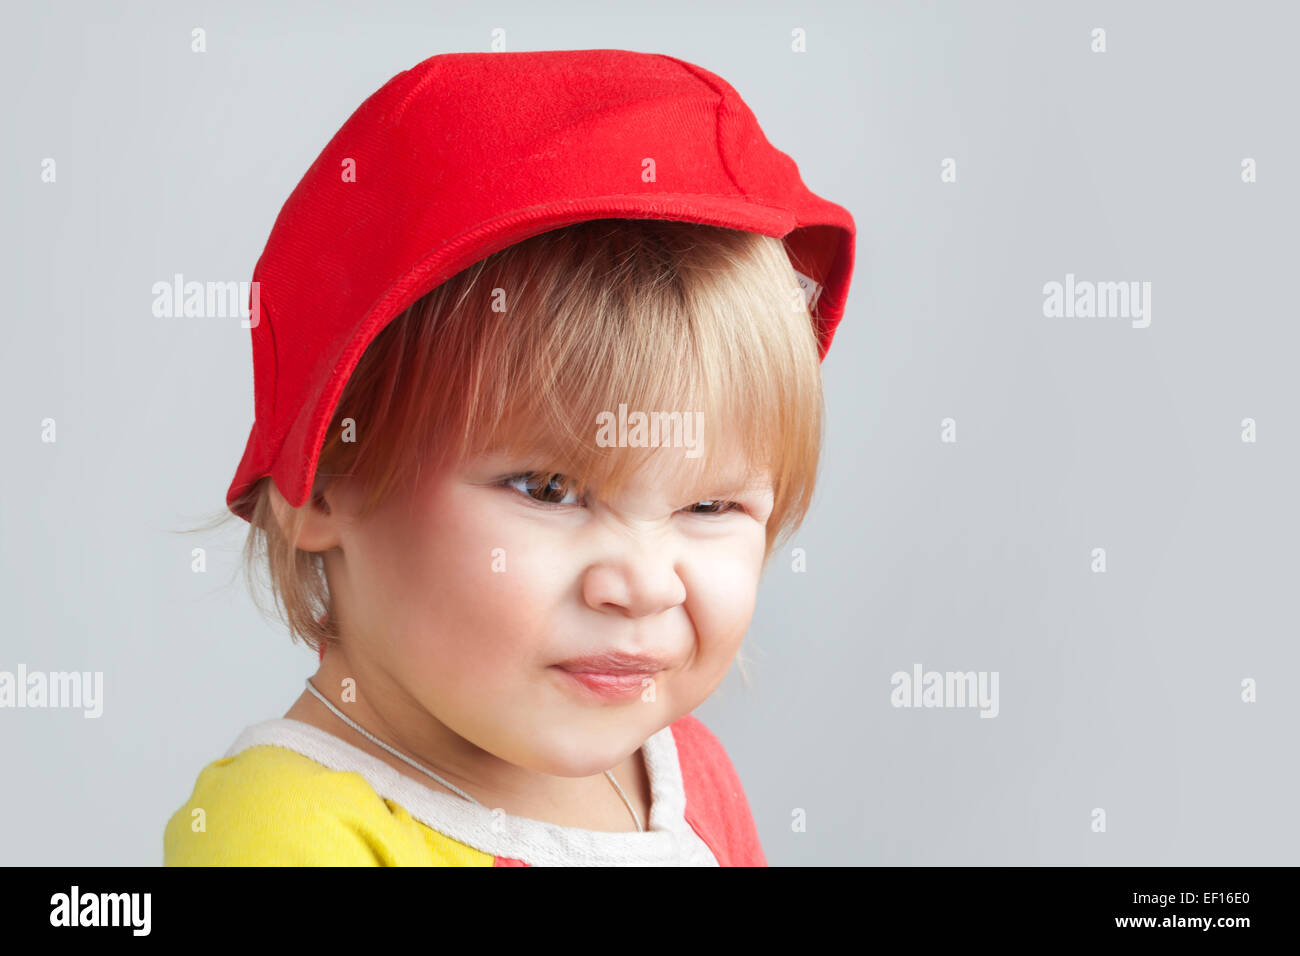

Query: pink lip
left=554, top=652, right=669, bottom=674
left=552, top=653, right=668, bottom=701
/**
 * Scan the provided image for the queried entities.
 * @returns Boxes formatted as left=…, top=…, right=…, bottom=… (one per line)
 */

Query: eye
left=499, top=471, right=747, bottom=516
left=501, top=472, right=583, bottom=507
left=682, top=499, right=746, bottom=517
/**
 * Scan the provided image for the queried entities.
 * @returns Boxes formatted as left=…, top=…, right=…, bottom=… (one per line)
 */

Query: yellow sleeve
left=164, top=745, right=409, bottom=866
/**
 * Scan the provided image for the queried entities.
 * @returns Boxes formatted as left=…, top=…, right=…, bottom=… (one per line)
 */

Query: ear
left=268, top=481, right=342, bottom=553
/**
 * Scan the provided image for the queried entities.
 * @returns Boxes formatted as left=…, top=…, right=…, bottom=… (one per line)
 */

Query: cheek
left=683, top=538, right=765, bottom=658
left=382, top=497, right=566, bottom=680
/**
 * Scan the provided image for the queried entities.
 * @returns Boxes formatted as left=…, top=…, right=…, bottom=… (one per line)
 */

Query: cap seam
left=651, top=54, right=749, bottom=199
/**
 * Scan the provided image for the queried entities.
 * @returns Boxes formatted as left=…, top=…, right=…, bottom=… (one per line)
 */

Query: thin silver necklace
left=303, top=678, right=643, bottom=832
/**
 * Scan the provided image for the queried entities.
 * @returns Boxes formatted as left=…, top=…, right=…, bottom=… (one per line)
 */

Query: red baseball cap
left=226, top=48, right=856, bottom=522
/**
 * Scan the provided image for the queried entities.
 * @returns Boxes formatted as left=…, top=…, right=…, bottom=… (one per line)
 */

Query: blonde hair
left=187, top=218, right=826, bottom=658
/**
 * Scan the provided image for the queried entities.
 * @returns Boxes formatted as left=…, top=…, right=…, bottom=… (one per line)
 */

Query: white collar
left=224, top=717, right=718, bottom=866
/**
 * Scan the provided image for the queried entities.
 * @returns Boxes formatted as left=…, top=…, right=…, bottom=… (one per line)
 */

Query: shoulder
left=668, top=712, right=730, bottom=765
left=667, top=713, right=751, bottom=794
left=164, top=744, right=410, bottom=866
left=667, top=713, right=768, bottom=867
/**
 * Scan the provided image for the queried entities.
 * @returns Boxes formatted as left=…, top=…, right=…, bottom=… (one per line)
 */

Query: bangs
left=316, top=218, right=825, bottom=557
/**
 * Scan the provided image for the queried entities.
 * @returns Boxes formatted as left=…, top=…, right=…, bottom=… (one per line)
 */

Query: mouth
left=551, top=652, right=670, bottom=702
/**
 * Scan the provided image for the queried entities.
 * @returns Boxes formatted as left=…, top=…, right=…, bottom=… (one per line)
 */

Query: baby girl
left=164, top=48, right=855, bottom=866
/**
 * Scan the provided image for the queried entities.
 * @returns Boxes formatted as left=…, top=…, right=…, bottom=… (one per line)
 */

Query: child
left=165, top=48, right=855, bottom=866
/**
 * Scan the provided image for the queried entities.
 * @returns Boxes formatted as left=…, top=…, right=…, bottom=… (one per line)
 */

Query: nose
left=582, top=544, right=687, bottom=618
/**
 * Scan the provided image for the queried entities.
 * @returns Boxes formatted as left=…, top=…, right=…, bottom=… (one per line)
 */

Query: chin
left=510, top=723, right=645, bottom=778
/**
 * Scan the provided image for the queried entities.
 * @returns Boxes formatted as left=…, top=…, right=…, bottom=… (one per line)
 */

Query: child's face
left=318, top=443, right=774, bottom=778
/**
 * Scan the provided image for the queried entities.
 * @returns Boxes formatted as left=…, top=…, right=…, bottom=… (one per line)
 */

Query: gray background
left=2, top=0, right=1296, bottom=866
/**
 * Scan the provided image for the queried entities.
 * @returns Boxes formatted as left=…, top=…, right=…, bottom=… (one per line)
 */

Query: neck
left=283, top=645, right=648, bottom=831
